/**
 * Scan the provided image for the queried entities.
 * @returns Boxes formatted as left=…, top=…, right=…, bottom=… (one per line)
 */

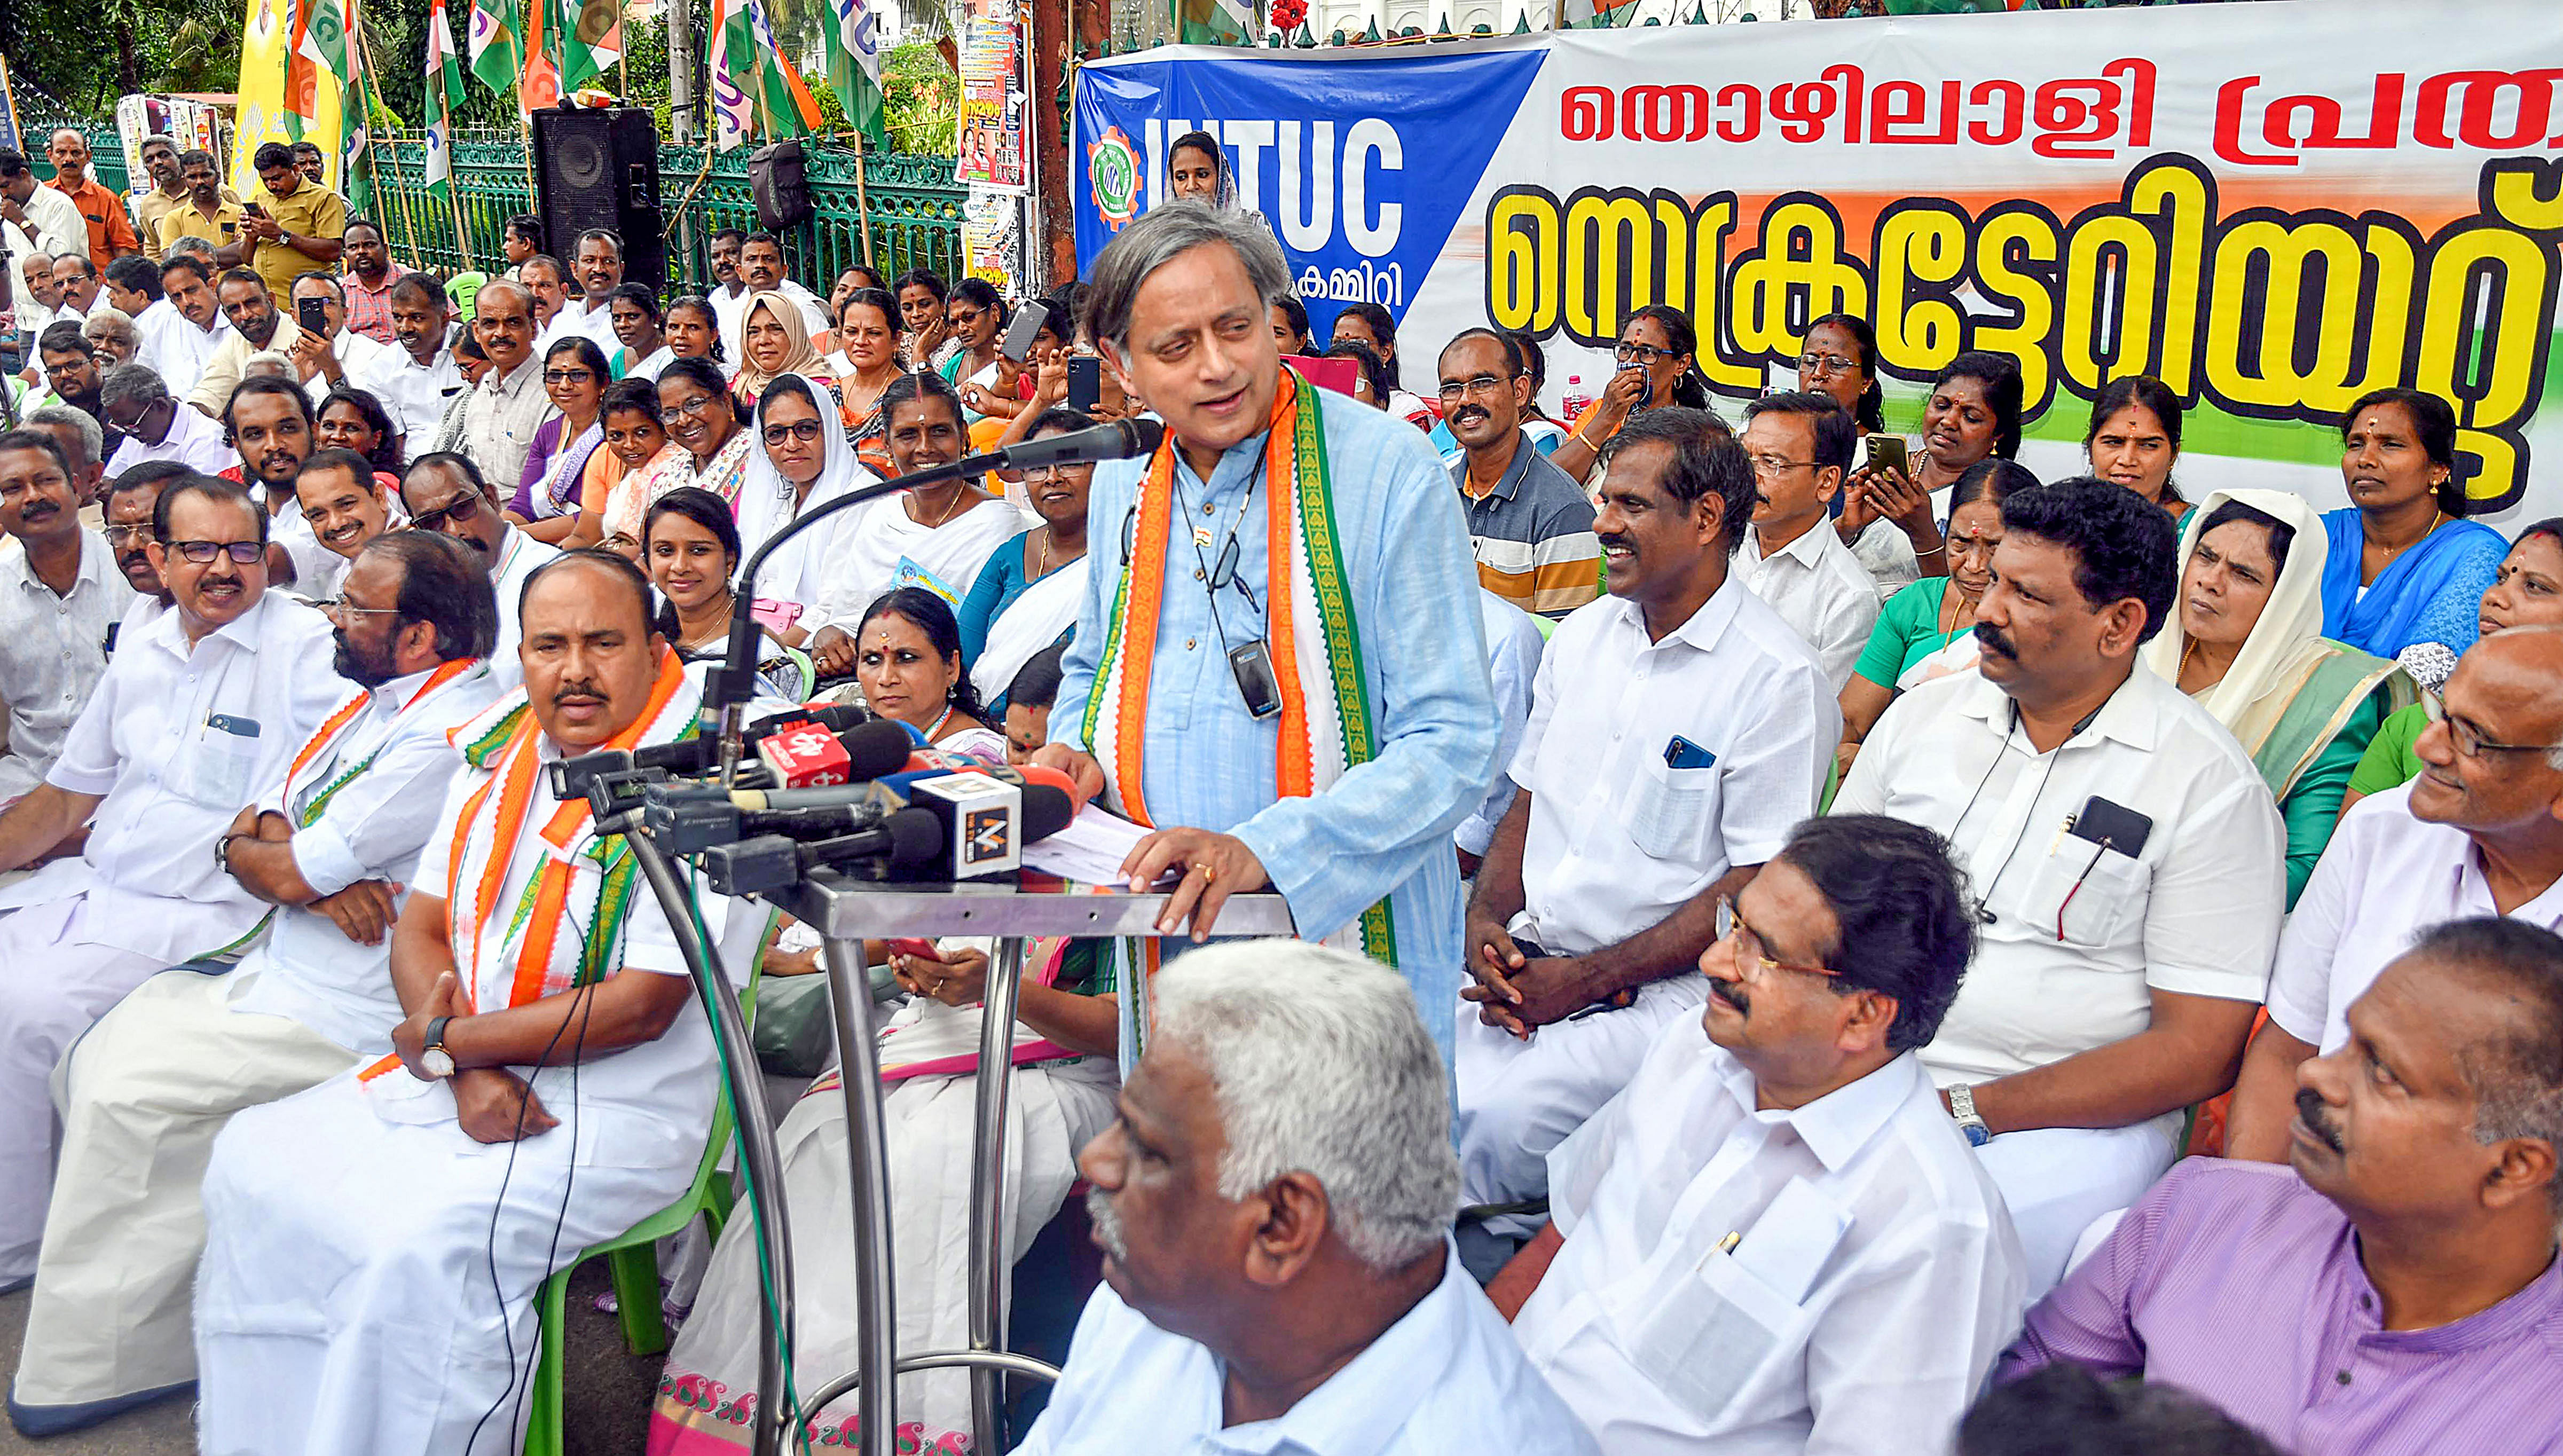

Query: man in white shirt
left=152, top=255, right=234, bottom=400
left=358, top=273, right=463, bottom=450
left=706, top=229, right=758, bottom=359
left=736, top=231, right=830, bottom=344
left=1455, top=590, right=1545, bottom=876
left=2224, top=624, right=2563, bottom=1163
left=0, top=431, right=135, bottom=804
left=0, top=473, right=344, bottom=1293
left=1833, top=478, right=2284, bottom=1295
left=100, top=256, right=187, bottom=382
left=0, top=152, right=86, bottom=272
left=456, top=280, right=550, bottom=493
left=185, top=267, right=308, bottom=417
left=284, top=271, right=393, bottom=408
left=401, top=451, right=559, bottom=687
left=13, top=252, right=57, bottom=336
left=1456, top=408, right=1838, bottom=1234
left=1496, top=815, right=2026, bottom=1455
left=289, top=447, right=398, bottom=601
left=520, top=254, right=575, bottom=355
left=217, top=376, right=335, bottom=592
left=194, top=551, right=762, bottom=1456
left=24, top=406, right=105, bottom=512
left=100, top=366, right=235, bottom=478
left=9, top=532, right=500, bottom=1436
left=1733, top=393, right=1880, bottom=691
left=49, top=256, right=100, bottom=324
left=1018, top=940, right=1598, bottom=1456
left=554, top=229, right=627, bottom=352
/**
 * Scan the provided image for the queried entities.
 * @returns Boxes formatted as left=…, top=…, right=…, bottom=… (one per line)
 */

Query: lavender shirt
left=2000, top=1159, right=2563, bottom=1456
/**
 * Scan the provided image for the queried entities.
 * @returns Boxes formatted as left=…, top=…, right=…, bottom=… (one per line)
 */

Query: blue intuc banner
left=1072, top=45, right=1547, bottom=341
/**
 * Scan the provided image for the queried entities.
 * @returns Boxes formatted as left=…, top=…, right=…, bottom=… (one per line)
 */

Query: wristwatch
left=421, top=1015, right=458, bottom=1080
left=213, top=831, right=251, bottom=874
left=1948, top=1083, right=1992, bottom=1147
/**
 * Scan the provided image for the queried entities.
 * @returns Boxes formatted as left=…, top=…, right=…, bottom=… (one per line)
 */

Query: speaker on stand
left=531, top=106, right=667, bottom=294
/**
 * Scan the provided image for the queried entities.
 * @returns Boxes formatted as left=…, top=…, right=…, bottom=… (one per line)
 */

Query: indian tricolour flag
left=424, top=0, right=466, bottom=199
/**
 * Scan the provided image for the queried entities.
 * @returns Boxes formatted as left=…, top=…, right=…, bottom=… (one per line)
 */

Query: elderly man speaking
left=1033, top=201, right=1498, bottom=1061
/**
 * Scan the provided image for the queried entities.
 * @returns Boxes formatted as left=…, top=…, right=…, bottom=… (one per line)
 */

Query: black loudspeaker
left=531, top=106, right=666, bottom=293
left=750, top=139, right=813, bottom=232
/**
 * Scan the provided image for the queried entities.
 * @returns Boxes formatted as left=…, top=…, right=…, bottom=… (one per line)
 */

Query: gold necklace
left=913, top=484, right=968, bottom=530
left=1032, top=525, right=1051, bottom=579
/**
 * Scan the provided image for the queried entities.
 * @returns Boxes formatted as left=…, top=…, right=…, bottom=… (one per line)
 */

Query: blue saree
left=2319, top=507, right=2505, bottom=659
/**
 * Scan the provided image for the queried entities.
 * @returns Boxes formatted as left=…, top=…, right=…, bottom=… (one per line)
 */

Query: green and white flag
left=819, top=0, right=886, bottom=144
left=561, top=0, right=623, bottom=91
left=425, top=0, right=466, bottom=198
left=466, top=0, right=522, bottom=96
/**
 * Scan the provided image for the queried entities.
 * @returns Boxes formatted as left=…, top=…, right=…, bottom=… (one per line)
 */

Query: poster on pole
left=1073, top=2, right=2563, bottom=526
left=963, top=189, right=1023, bottom=290
left=956, top=0, right=1030, bottom=191
left=0, top=57, right=23, bottom=158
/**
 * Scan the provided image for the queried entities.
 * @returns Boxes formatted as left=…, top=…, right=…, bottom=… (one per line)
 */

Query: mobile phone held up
left=997, top=306, right=1047, bottom=365
left=296, top=296, right=329, bottom=334
left=1865, top=434, right=1908, bottom=478
left=1066, top=355, right=1101, bottom=413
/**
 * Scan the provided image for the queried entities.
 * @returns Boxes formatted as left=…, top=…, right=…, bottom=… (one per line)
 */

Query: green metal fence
left=361, top=131, right=968, bottom=293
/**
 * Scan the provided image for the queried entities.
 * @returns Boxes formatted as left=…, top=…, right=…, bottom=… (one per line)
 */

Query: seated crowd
left=0, top=154, right=2550, bottom=1456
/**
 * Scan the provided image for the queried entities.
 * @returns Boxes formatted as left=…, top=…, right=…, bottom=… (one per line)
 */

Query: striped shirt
left=1451, top=431, right=1602, bottom=619
left=2000, top=1159, right=2563, bottom=1456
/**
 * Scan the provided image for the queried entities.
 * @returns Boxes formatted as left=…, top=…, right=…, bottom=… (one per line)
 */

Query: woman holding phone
left=1835, top=350, right=2023, bottom=599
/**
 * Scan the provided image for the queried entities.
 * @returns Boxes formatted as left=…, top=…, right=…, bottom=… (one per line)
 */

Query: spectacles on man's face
left=169, top=539, right=264, bottom=565
left=1799, top=351, right=1858, bottom=375
left=407, top=491, right=486, bottom=533
left=2423, top=694, right=2563, bottom=760
left=1436, top=373, right=1515, bottom=403
left=761, top=419, right=826, bottom=446
left=1714, top=894, right=1838, bottom=981
left=103, top=523, right=155, bottom=546
left=1748, top=453, right=1815, bottom=478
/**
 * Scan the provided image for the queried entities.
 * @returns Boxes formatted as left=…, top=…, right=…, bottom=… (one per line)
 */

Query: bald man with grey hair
left=458, top=276, right=548, bottom=490
left=99, top=364, right=233, bottom=479
left=1018, top=940, right=1598, bottom=1455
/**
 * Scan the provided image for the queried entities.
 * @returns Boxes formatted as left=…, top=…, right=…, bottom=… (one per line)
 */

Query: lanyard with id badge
left=192, top=711, right=263, bottom=809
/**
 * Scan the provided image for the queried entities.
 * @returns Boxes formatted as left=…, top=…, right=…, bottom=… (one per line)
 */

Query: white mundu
left=11, top=656, right=500, bottom=1428
left=192, top=656, right=768, bottom=1456
left=0, top=591, right=345, bottom=1289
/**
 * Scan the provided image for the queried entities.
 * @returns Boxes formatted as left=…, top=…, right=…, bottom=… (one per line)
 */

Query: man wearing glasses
left=1490, top=815, right=2026, bottom=1453
left=0, top=431, right=135, bottom=805
left=454, top=280, right=549, bottom=493
left=400, top=451, right=560, bottom=689
left=2226, top=624, right=2563, bottom=1162
left=11, top=532, right=499, bottom=1437
left=1440, top=328, right=1599, bottom=621
left=1453, top=408, right=1838, bottom=1265
left=1833, top=479, right=2283, bottom=1299
left=0, top=472, right=344, bottom=1305
left=1733, top=393, right=1878, bottom=692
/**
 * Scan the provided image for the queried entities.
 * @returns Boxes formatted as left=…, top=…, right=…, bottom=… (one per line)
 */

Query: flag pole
left=851, top=124, right=876, bottom=267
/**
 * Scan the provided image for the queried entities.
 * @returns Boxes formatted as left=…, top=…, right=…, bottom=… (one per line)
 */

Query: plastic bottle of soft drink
left=1561, top=374, right=1591, bottom=424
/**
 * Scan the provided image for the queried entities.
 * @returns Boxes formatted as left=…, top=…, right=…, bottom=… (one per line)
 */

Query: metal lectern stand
left=762, top=873, right=1297, bottom=1456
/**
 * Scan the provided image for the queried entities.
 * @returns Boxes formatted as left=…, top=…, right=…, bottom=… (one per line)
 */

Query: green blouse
left=1852, top=577, right=1966, bottom=690
left=2347, top=701, right=2428, bottom=801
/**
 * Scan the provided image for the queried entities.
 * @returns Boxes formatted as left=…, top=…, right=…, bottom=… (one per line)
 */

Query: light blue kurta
left=1053, top=392, right=1499, bottom=1067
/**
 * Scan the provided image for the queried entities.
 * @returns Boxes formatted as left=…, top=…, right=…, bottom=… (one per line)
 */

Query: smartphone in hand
left=296, top=297, right=328, bottom=334
left=1865, top=434, right=1909, bottom=477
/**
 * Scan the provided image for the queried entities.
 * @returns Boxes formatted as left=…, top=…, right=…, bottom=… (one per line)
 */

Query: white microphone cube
left=910, top=773, right=1023, bottom=878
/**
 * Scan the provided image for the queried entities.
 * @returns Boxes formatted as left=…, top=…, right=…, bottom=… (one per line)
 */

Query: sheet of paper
left=1023, top=804, right=1161, bottom=886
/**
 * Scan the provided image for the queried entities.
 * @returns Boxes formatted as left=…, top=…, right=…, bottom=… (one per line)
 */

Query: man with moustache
left=360, top=273, right=463, bottom=448
left=733, top=231, right=829, bottom=345
left=334, top=220, right=407, bottom=345
left=1492, top=816, right=2025, bottom=1454
left=1017, top=940, right=1598, bottom=1455
left=518, top=254, right=573, bottom=354
left=1454, top=408, right=1836, bottom=1252
left=291, top=447, right=396, bottom=600
left=133, top=135, right=238, bottom=264
left=0, top=473, right=343, bottom=1299
left=554, top=229, right=625, bottom=351
left=1440, top=328, right=1599, bottom=620
left=455, top=280, right=548, bottom=492
left=2227, top=625, right=2563, bottom=1161
left=25, top=404, right=108, bottom=507
left=15, top=252, right=58, bottom=334
left=33, top=323, right=106, bottom=424
left=7, top=531, right=498, bottom=1437
left=154, top=254, right=237, bottom=400
left=0, top=431, right=134, bottom=804
left=192, top=550, right=765, bottom=1456
left=185, top=269, right=308, bottom=416
left=49, top=256, right=100, bottom=322
left=2001, top=918, right=2563, bottom=1454
left=1734, top=392, right=1878, bottom=692
left=151, top=152, right=242, bottom=269
left=1834, top=478, right=2285, bottom=1297
left=103, top=462, right=184, bottom=630
left=101, top=366, right=233, bottom=477
left=400, top=451, right=558, bottom=688
left=705, top=227, right=753, bottom=356
left=218, top=376, right=329, bottom=589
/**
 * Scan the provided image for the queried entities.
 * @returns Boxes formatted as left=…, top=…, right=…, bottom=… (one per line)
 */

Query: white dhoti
left=11, top=965, right=360, bottom=1419
left=0, top=895, right=222, bottom=1285
left=193, top=1068, right=705, bottom=1456
left=1453, top=977, right=1706, bottom=1233
left=650, top=1054, right=1118, bottom=1455
left=1972, top=1112, right=2183, bottom=1301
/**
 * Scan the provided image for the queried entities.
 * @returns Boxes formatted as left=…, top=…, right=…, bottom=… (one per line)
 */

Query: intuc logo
left=1088, top=125, right=1143, bottom=232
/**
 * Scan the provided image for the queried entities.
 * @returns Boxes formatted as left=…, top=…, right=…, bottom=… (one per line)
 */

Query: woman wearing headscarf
left=2140, top=487, right=2415, bottom=906
left=1167, top=130, right=1238, bottom=209
left=728, top=290, right=832, bottom=410
left=734, top=372, right=879, bottom=624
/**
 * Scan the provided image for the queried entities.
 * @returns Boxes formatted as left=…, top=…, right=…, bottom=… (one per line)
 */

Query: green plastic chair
left=523, top=963, right=764, bottom=1456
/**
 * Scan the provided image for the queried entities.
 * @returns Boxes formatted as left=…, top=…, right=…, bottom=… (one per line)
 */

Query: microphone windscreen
left=1122, top=418, right=1166, bottom=456
left=1021, top=784, right=1075, bottom=844
left=885, top=806, right=945, bottom=867
left=839, top=718, right=923, bottom=781
left=1010, top=762, right=1090, bottom=813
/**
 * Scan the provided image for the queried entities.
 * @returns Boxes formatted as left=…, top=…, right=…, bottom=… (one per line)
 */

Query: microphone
left=556, top=707, right=915, bottom=801
left=989, top=418, right=1165, bottom=470
left=664, top=774, right=1075, bottom=877
left=699, top=808, right=946, bottom=896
